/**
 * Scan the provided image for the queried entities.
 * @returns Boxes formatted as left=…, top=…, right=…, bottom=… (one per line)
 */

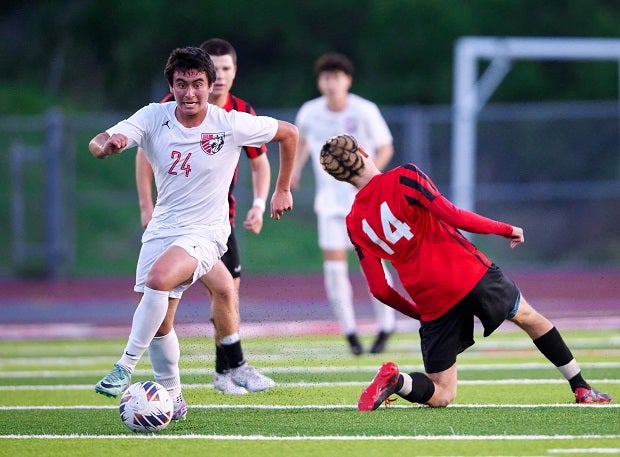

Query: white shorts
left=134, top=232, right=228, bottom=299
left=317, top=214, right=353, bottom=251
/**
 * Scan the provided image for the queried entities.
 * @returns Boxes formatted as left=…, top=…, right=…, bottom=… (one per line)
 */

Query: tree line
left=2, top=0, right=620, bottom=114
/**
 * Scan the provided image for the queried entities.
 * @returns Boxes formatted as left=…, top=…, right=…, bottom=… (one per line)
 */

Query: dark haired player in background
left=293, top=52, right=396, bottom=356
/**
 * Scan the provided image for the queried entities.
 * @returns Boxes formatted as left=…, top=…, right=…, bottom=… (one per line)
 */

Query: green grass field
left=0, top=330, right=618, bottom=456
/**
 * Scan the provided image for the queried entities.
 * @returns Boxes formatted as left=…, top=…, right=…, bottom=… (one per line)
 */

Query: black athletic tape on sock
left=221, top=340, right=246, bottom=369
left=215, top=344, right=229, bottom=374
left=401, top=372, right=435, bottom=404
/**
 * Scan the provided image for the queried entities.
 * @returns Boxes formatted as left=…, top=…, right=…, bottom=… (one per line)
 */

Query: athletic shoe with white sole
left=171, top=393, right=187, bottom=421
left=213, top=372, right=249, bottom=395
left=95, top=364, right=131, bottom=398
left=230, top=364, right=276, bottom=392
left=357, top=361, right=401, bottom=411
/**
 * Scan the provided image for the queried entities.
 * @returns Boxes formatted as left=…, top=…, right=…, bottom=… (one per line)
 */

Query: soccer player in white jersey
left=89, top=47, right=297, bottom=420
left=292, top=52, right=396, bottom=355
left=136, top=38, right=275, bottom=396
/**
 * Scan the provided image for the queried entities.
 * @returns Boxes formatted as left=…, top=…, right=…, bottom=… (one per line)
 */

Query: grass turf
left=0, top=331, right=618, bottom=456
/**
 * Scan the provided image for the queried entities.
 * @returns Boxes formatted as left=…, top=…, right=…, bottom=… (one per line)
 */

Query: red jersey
left=160, top=93, right=267, bottom=226
left=347, top=163, right=513, bottom=322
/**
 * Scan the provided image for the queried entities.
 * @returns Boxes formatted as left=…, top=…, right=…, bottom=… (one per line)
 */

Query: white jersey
left=295, top=93, right=392, bottom=216
left=107, top=102, right=278, bottom=242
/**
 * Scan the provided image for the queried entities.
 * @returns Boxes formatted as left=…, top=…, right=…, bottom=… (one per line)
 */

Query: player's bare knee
left=426, top=386, right=456, bottom=407
left=210, top=284, right=236, bottom=306
left=145, top=271, right=173, bottom=291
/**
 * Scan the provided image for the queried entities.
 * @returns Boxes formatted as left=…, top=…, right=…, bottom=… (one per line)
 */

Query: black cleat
left=369, top=331, right=392, bottom=354
left=346, top=333, right=363, bottom=356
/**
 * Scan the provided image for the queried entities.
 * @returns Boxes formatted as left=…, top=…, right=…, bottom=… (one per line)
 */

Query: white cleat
left=230, top=364, right=276, bottom=392
left=213, top=372, right=249, bottom=395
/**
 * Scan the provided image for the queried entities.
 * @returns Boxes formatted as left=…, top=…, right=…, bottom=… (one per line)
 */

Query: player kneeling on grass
left=319, top=134, right=612, bottom=410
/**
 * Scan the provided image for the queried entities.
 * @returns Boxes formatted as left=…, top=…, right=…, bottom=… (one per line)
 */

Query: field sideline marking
left=1, top=433, right=619, bottom=441
left=1, top=378, right=619, bottom=391
left=1, top=403, right=619, bottom=410
left=549, top=448, right=620, bottom=454
left=1, top=362, right=619, bottom=378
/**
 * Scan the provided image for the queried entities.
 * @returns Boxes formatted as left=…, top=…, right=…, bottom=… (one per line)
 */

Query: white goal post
left=450, top=36, right=620, bottom=211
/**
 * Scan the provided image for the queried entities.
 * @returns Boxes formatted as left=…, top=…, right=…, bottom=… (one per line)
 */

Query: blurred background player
left=135, top=38, right=273, bottom=395
left=319, top=134, right=612, bottom=409
left=292, top=52, right=396, bottom=355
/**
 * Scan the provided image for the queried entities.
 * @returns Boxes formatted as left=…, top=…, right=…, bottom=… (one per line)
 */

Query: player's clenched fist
left=89, top=132, right=128, bottom=159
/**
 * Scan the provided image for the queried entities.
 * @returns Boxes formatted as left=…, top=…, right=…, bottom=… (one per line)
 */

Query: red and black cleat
left=574, top=386, right=612, bottom=404
left=358, top=361, right=401, bottom=411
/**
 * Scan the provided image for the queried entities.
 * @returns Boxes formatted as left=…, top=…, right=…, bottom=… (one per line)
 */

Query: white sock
left=118, top=287, right=169, bottom=373
left=397, top=372, right=413, bottom=396
left=221, top=333, right=240, bottom=345
left=148, top=328, right=181, bottom=399
left=558, top=359, right=581, bottom=380
left=372, top=261, right=396, bottom=333
left=324, top=260, right=356, bottom=335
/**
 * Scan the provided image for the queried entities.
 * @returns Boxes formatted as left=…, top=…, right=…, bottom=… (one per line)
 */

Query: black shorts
left=220, top=230, right=241, bottom=279
left=419, top=264, right=520, bottom=373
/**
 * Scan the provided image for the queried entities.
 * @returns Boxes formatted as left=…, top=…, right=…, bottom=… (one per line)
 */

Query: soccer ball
left=119, top=381, right=173, bottom=433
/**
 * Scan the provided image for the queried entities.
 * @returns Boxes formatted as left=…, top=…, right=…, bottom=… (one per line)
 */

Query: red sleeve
left=359, top=252, right=421, bottom=320
left=428, top=195, right=513, bottom=237
left=230, top=95, right=268, bottom=157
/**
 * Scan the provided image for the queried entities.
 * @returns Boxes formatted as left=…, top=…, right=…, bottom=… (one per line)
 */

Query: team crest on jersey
left=201, top=132, right=225, bottom=155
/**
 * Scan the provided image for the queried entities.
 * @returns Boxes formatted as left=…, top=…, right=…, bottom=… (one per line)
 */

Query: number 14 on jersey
left=362, top=201, right=414, bottom=254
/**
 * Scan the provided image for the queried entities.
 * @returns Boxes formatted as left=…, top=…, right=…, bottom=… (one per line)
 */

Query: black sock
left=533, top=327, right=589, bottom=391
left=400, top=372, right=435, bottom=404
left=215, top=344, right=229, bottom=374
left=222, top=340, right=246, bottom=369
left=568, top=373, right=590, bottom=391
left=533, top=327, right=573, bottom=367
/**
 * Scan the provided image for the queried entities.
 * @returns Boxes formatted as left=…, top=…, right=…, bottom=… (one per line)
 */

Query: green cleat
left=95, top=364, right=131, bottom=398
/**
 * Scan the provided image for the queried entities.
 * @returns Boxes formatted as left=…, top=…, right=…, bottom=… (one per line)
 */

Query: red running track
left=1, top=269, right=619, bottom=340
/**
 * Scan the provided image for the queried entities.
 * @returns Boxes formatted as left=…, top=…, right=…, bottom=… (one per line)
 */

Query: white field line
left=549, top=448, right=620, bottom=454
left=1, top=362, right=619, bottom=378
left=1, top=336, right=619, bottom=362
left=1, top=378, right=619, bottom=392
left=1, top=433, right=619, bottom=441
left=1, top=403, right=619, bottom=411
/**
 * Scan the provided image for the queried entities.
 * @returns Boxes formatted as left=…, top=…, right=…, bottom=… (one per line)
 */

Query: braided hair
left=320, top=134, right=365, bottom=182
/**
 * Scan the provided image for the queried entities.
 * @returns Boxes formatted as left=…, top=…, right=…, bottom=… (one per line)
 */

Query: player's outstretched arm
left=89, top=132, right=127, bottom=159
left=428, top=194, right=516, bottom=239
left=269, top=120, right=298, bottom=220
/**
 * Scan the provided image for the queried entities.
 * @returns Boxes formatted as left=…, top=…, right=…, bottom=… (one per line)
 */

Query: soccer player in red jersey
left=135, top=39, right=275, bottom=398
left=319, top=134, right=612, bottom=409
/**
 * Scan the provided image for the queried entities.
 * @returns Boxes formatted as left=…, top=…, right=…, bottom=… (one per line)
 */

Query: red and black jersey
left=346, top=163, right=513, bottom=321
left=159, top=92, right=267, bottom=226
